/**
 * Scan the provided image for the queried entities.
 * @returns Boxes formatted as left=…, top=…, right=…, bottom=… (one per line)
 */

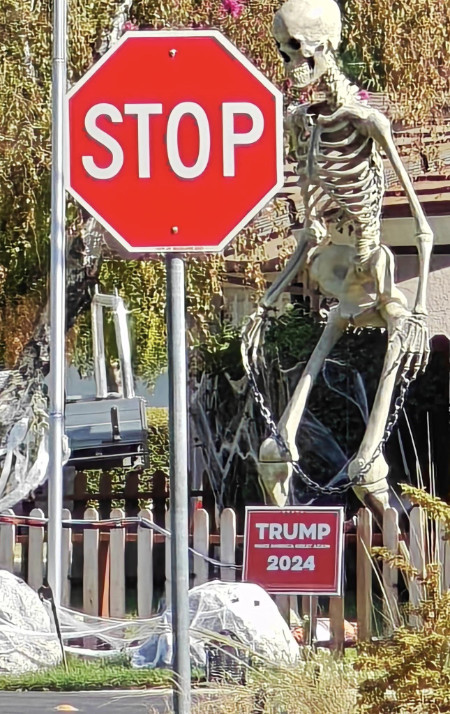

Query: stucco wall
left=396, top=254, right=450, bottom=338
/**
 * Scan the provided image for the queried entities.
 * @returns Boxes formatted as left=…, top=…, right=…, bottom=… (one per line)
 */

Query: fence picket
left=61, top=508, right=72, bottom=607
left=110, top=508, right=126, bottom=618
left=409, top=506, right=425, bottom=625
left=382, top=507, right=399, bottom=628
left=0, top=500, right=424, bottom=645
left=137, top=508, right=153, bottom=617
left=28, top=508, right=45, bottom=590
left=0, top=509, right=15, bottom=573
left=83, top=507, right=99, bottom=615
left=220, top=508, right=236, bottom=582
left=193, top=508, right=209, bottom=587
left=440, top=522, right=450, bottom=591
left=356, top=507, right=373, bottom=641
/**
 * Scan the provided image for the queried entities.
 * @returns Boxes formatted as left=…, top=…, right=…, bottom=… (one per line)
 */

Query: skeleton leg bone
left=349, top=303, right=408, bottom=515
left=258, top=308, right=349, bottom=505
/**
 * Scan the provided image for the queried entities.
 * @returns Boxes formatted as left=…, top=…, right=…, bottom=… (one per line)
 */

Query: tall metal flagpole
left=47, top=0, right=67, bottom=605
left=166, top=255, right=192, bottom=714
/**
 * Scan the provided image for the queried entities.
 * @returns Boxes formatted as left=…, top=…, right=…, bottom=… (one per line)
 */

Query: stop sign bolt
left=171, top=226, right=179, bottom=234
left=169, top=49, right=177, bottom=57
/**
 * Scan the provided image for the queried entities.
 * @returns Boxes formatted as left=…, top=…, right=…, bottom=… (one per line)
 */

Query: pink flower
left=122, top=20, right=139, bottom=32
left=221, top=0, right=244, bottom=18
left=357, top=89, right=370, bottom=102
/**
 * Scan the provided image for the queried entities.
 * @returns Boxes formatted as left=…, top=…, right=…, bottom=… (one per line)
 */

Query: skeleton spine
left=323, top=55, right=359, bottom=108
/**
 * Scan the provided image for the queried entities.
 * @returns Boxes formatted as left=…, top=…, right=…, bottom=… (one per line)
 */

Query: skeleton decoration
left=242, top=0, right=433, bottom=518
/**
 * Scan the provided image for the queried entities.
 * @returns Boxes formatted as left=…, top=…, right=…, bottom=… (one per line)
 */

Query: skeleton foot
left=258, top=437, right=295, bottom=507
left=349, top=452, right=390, bottom=518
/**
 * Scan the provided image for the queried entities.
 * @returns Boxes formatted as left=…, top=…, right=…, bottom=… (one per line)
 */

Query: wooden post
left=99, top=472, right=112, bottom=519
left=28, top=507, right=45, bottom=590
left=276, top=595, right=291, bottom=624
left=110, top=507, right=126, bottom=618
left=329, top=596, right=345, bottom=652
left=356, top=508, right=373, bottom=641
left=83, top=507, right=99, bottom=616
left=61, top=508, right=72, bottom=607
left=137, top=508, right=153, bottom=617
left=289, top=595, right=300, bottom=624
left=193, top=508, right=209, bottom=586
left=382, top=507, right=400, bottom=628
left=301, top=596, right=318, bottom=641
left=73, top=472, right=87, bottom=518
left=220, top=508, right=236, bottom=582
left=124, top=471, right=140, bottom=517
left=0, top=509, right=15, bottom=573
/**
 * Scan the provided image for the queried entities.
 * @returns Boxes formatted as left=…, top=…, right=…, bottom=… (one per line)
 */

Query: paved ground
left=0, top=688, right=222, bottom=713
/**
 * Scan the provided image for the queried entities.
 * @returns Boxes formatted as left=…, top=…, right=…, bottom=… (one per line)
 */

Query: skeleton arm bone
left=366, top=110, right=432, bottom=315
left=261, top=229, right=312, bottom=309
left=317, top=105, right=433, bottom=314
left=241, top=230, right=313, bottom=368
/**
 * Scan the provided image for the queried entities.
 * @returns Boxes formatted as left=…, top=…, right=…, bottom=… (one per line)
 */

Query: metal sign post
left=66, top=30, right=283, bottom=712
left=48, top=0, right=67, bottom=606
left=166, top=255, right=191, bottom=713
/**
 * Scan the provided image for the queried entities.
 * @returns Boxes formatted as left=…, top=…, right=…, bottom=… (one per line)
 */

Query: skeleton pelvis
left=308, top=242, right=385, bottom=325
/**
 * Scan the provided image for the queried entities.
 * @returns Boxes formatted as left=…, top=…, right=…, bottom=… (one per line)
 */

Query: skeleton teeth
left=289, top=62, right=314, bottom=88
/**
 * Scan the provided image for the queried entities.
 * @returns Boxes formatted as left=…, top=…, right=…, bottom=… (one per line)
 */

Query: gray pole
left=166, top=255, right=191, bottom=714
left=47, top=0, right=67, bottom=606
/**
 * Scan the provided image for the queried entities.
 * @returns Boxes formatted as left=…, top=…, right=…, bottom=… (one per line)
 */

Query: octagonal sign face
left=66, top=30, right=284, bottom=253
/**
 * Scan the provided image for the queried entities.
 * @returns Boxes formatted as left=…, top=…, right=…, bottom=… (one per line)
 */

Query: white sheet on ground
left=0, top=570, right=62, bottom=674
left=132, top=580, right=299, bottom=669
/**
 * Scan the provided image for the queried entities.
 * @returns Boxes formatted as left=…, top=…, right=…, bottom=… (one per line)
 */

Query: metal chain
left=242, top=317, right=411, bottom=496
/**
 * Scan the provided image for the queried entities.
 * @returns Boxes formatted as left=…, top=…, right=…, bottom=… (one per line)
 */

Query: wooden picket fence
left=1, top=504, right=448, bottom=645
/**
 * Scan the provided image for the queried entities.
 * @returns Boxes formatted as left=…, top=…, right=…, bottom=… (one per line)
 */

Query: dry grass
left=189, top=650, right=359, bottom=714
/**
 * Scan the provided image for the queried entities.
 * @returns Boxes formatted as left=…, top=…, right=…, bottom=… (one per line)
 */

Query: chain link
left=242, top=316, right=411, bottom=496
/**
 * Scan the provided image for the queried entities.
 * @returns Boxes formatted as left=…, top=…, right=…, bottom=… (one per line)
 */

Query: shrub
left=356, top=486, right=450, bottom=713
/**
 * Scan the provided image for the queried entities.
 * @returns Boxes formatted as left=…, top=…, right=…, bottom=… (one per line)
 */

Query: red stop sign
left=66, top=30, right=283, bottom=253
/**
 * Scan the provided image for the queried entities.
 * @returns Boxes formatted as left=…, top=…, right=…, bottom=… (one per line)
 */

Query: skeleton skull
left=273, top=0, right=341, bottom=88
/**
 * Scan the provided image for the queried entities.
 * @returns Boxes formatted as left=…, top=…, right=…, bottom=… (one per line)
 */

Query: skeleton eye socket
left=288, top=38, right=301, bottom=50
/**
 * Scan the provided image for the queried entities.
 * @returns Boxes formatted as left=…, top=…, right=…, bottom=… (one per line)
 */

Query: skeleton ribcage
left=296, top=118, right=384, bottom=261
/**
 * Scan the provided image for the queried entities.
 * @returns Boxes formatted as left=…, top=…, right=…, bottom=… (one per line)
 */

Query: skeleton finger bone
left=241, top=307, right=269, bottom=374
left=396, top=314, right=430, bottom=380
left=421, top=331, right=431, bottom=373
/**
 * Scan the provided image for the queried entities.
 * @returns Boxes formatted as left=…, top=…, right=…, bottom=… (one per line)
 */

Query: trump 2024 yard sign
left=243, top=507, right=344, bottom=595
left=66, top=31, right=284, bottom=253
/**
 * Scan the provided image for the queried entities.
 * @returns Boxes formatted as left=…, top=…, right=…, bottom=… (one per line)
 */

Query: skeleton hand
left=393, top=312, right=430, bottom=380
left=241, top=305, right=271, bottom=374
